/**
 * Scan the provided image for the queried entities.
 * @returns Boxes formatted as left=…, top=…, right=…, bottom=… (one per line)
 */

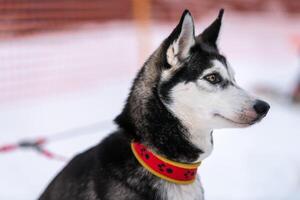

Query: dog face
left=159, top=10, right=270, bottom=130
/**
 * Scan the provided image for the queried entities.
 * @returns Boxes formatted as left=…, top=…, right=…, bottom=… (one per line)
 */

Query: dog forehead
left=203, top=59, right=234, bottom=80
left=212, top=59, right=227, bottom=71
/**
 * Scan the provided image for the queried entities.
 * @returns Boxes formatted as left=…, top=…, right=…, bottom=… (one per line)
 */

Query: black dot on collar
left=145, top=154, right=150, bottom=159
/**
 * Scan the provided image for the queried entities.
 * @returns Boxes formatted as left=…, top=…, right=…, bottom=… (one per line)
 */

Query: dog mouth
left=214, top=113, right=258, bottom=126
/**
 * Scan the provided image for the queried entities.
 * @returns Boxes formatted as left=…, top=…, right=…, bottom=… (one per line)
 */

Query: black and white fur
left=39, top=9, right=270, bottom=200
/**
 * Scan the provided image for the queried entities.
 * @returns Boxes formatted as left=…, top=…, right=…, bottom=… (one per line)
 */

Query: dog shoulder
left=39, top=144, right=99, bottom=199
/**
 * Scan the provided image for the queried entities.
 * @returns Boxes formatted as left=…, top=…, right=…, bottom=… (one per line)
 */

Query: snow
left=0, top=13, right=300, bottom=199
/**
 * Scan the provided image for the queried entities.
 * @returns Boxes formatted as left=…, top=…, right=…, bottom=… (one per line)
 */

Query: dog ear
left=197, top=9, right=224, bottom=48
left=165, top=10, right=195, bottom=67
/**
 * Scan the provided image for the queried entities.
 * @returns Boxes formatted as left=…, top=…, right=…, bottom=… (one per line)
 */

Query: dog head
left=158, top=9, right=270, bottom=130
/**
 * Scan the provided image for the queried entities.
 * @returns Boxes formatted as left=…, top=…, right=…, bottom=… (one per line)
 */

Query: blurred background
left=0, top=0, right=299, bottom=199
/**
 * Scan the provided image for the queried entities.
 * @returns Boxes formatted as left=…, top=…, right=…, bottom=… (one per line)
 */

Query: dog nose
left=253, top=100, right=270, bottom=116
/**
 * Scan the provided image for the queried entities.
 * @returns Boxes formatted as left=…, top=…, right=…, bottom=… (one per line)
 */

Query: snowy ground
left=0, top=12, right=300, bottom=199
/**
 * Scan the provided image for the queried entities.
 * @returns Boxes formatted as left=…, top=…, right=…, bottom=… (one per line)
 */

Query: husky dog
left=39, top=9, right=270, bottom=200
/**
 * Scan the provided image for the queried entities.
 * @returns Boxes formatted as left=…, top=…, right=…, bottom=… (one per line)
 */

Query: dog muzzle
left=131, top=141, right=201, bottom=184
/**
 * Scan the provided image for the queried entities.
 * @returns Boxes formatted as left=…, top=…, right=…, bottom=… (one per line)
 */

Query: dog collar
left=131, top=142, right=201, bottom=184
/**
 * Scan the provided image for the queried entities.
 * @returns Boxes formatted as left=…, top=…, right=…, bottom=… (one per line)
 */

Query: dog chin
left=213, top=113, right=257, bottom=128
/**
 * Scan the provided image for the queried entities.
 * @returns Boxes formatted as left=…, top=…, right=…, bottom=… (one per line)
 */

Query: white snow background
left=0, top=12, right=300, bottom=200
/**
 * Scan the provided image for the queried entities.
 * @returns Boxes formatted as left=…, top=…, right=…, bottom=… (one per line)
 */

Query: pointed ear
left=197, top=9, right=224, bottom=48
left=165, top=10, right=195, bottom=67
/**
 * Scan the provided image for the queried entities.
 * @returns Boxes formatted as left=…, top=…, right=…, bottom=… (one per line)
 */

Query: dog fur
left=39, top=9, right=270, bottom=200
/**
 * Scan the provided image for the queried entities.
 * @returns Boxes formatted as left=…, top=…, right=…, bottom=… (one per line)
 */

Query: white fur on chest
left=160, top=176, right=204, bottom=200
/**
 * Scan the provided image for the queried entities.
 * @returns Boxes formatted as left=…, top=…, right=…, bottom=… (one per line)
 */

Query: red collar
left=131, top=142, right=201, bottom=184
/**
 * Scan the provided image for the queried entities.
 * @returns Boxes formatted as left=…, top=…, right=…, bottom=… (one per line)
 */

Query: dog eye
left=204, top=73, right=222, bottom=84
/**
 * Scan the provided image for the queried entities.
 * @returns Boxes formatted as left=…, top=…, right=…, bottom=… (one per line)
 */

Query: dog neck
left=187, top=127, right=214, bottom=162
left=116, top=88, right=213, bottom=163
